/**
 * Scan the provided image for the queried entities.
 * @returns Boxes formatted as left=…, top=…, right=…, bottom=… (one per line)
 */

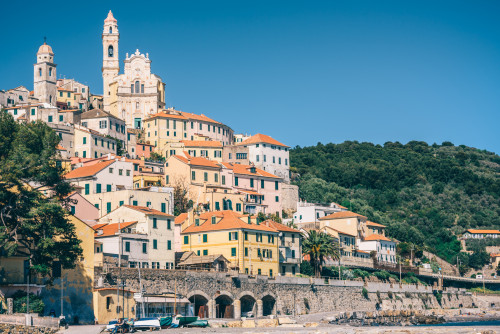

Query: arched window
left=135, top=81, right=140, bottom=94
left=109, top=27, right=112, bottom=34
left=108, top=45, right=114, bottom=57
left=49, top=68, right=52, bottom=76
left=130, top=84, right=134, bottom=93
left=49, top=95, right=52, bottom=104
left=39, top=68, right=42, bottom=76
left=136, top=102, right=140, bottom=109
left=141, top=84, right=144, bottom=93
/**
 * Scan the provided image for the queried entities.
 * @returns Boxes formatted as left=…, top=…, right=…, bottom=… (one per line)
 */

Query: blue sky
left=2, top=0, right=500, bottom=153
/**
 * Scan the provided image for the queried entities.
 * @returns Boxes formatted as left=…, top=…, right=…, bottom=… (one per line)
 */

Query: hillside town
left=0, top=10, right=499, bottom=332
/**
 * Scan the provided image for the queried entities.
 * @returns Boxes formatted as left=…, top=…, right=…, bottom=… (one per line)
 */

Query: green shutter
left=203, top=249, right=208, bottom=255
left=106, top=202, right=111, bottom=213
left=229, top=232, right=232, bottom=241
left=161, top=203, right=166, bottom=213
left=85, top=184, right=90, bottom=195
left=203, top=234, right=207, bottom=242
left=119, top=201, right=124, bottom=206
left=167, top=240, right=172, bottom=250
left=96, top=184, right=101, bottom=193
left=183, top=236, right=189, bottom=244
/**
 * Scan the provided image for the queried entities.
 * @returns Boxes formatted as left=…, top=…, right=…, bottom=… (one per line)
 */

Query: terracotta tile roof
left=175, top=213, right=188, bottom=225
left=123, top=205, right=174, bottom=217
left=222, top=163, right=280, bottom=179
left=364, top=234, right=393, bottom=242
left=319, top=211, right=367, bottom=220
left=180, top=140, right=222, bottom=148
left=145, top=111, right=188, bottom=121
left=322, top=225, right=357, bottom=237
left=56, top=145, right=67, bottom=151
left=179, top=111, right=220, bottom=124
left=94, top=221, right=137, bottom=237
left=466, top=229, right=500, bottom=234
left=80, top=108, right=120, bottom=120
left=172, top=155, right=220, bottom=169
left=357, top=250, right=370, bottom=254
left=182, top=210, right=279, bottom=234
left=490, top=253, right=500, bottom=258
left=265, top=220, right=301, bottom=233
left=238, top=189, right=262, bottom=196
left=237, top=133, right=289, bottom=148
left=366, top=221, right=386, bottom=228
left=64, top=160, right=114, bottom=179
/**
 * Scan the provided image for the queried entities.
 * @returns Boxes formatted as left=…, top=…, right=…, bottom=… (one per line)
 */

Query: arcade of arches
left=187, top=290, right=276, bottom=319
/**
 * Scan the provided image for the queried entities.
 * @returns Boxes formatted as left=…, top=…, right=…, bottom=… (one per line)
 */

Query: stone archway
left=215, top=294, right=234, bottom=319
left=262, top=295, right=276, bottom=316
left=188, top=292, right=210, bottom=318
left=240, top=294, right=257, bottom=318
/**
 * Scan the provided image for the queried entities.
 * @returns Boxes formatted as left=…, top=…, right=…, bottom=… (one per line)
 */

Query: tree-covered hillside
left=291, top=141, right=500, bottom=262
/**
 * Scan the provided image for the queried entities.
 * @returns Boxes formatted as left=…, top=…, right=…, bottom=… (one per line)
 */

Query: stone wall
left=0, top=314, right=59, bottom=328
left=99, top=268, right=475, bottom=318
left=0, top=323, right=57, bottom=334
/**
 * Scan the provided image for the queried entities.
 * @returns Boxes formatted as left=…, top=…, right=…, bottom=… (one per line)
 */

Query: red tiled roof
left=319, top=211, right=367, bottom=220
left=64, top=160, right=114, bottom=179
left=175, top=213, right=188, bottom=225
left=237, top=133, right=289, bottom=148
left=364, top=234, right=393, bottom=242
left=466, top=229, right=500, bottom=234
left=265, top=220, right=301, bottom=233
left=94, top=221, right=137, bottom=237
left=366, top=221, right=386, bottom=228
left=123, top=205, right=174, bottom=217
left=222, top=163, right=280, bottom=179
left=182, top=211, right=278, bottom=234
left=172, top=155, right=220, bottom=169
left=322, top=225, right=357, bottom=237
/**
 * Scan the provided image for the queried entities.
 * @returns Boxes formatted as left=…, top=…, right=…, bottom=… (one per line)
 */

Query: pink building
left=66, top=191, right=99, bottom=226
left=136, top=142, right=154, bottom=158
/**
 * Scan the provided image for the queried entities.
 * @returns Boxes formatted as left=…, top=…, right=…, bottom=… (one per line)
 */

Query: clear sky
left=2, top=0, right=499, bottom=153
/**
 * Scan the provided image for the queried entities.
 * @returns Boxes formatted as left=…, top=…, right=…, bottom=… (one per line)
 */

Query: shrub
left=434, top=291, right=443, bottom=306
left=353, top=269, right=371, bottom=279
left=376, top=290, right=382, bottom=303
left=388, top=291, right=393, bottom=299
left=12, top=291, right=44, bottom=315
left=405, top=291, right=412, bottom=298
left=300, top=261, right=314, bottom=277
left=362, top=287, right=369, bottom=299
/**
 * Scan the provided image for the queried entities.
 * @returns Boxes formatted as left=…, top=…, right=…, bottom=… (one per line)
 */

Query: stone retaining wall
left=0, top=314, right=59, bottom=328
left=99, top=268, right=475, bottom=318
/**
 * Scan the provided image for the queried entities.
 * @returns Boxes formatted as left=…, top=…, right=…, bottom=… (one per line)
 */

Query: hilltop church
left=101, top=11, right=166, bottom=129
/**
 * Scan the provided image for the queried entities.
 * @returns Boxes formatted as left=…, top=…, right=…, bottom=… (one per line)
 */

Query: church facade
left=101, top=11, right=166, bottom=129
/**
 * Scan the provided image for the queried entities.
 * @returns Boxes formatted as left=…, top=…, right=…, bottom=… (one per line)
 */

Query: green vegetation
left=362, top=287, right=369, bottom=299
left=302, top=230, right=339, bottom=277
left=0, top=113, right=82, bottom=276
left=469, top=287, right=500, bottom=295
left=12, top=291, right=45, bottom=315
left=291, top=141, right=500, bottom=263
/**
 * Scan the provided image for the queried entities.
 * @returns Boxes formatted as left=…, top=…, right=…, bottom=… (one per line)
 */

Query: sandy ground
left=61, top=324, right=499, bottom=334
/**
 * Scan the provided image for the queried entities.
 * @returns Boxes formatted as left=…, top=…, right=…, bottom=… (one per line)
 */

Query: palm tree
left=302, top=230, right=340, bottom=277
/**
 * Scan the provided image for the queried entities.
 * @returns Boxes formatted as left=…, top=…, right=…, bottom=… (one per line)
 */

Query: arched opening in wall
left=189, top=294, right=209, bottom=318
left=262, top=295, right=276, bottom=316
left=215, top=295, right=233, bottom=319
left=109, top=27, right=112, bottom=34
left=108, top=45, right=114, bottom=57
left=240, top=295, right=256, bottom=318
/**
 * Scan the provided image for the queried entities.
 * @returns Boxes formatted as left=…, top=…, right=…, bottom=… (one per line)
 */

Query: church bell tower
left=34, top=40, right=57, bottom=105
left=102, top=10, right=119, bottom=112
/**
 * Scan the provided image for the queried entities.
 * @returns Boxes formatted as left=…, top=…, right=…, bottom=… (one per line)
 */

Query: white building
left=64, top=159, right=134, bottom=209
left=56, top=79, right=90, bottom=112
left=292, top=201, right=347, bottom=224
left=101, top=11, right=166, bottom=129
left=358, top=234, right=397, bottom=265
left=462, top=229, right=500, bottom=239
left=235, top=133, right=290, bottom=182
left=73, top=126, right=118, bottom=159
left=0, top=86, right=30, bottom=108
left=34, top=42, right=57, bottom=106
left=99, top=205, right=175, bottom=269
left=80, top=109, right=127, bottom=147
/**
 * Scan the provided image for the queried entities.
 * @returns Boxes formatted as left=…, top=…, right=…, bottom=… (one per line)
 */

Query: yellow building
left=181, top=211, right=279, bottom=277
left=57, top=88, right=78, bottom=108
left=163, top=139, right=223, bottom=161
left=318, top=211, right=368, bottom=241
left=165, top=154, right=245, bottom=213
left=93, top=288, right=136, bottom=325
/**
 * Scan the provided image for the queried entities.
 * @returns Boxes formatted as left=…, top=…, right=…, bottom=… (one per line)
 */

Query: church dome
left=104, top=10, right=117, bottom=23
left=37, top=42, right=54, bottom=55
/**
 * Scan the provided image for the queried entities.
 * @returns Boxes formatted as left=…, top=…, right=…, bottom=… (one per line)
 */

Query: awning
left=238, top=189, right=262, bottom=196
left=134, top=296, right=190, bottom=304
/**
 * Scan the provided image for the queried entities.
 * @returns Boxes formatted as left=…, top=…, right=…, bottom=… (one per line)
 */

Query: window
left=203, top=249, right=208, bottom=256
left=31, top=109, right=35, bottom=116
left=197, top=250, right=200, bottom=256
left=269, top=269, right=273, bottom=277
left=70, top=206, right=75, bottom=215
left=96, top=184, right=101, bottom=194
left=83, top=137, right=87, bottom=144
left=133, top=200, right=138, bottom=206
left=215, top=202, right=220, bottom=210
left=204, top=172, right=208, bottom=182
left=191, top=171, right=196, bottom=180
left=39, top=68, right=42, bottom=76
left=135, top=81, right=140, bottom=93
left=142, top=243, right=147, bottom=253
left=275, top=181, right=279, bottom=190
left=161, top=203, right=167, bottom=213
left=256, top=155, right=259, bottom=162
left=203, top=234, right=207, bottom=242
left=48, top=115, right=53, bottom=123
left=167, top=240, right=172, bottom=250
left=236, top=203, right=242, bottom=211
left=153, top=218, right=157, bottom=228
left=184, top=236, right=189, bottom=244
left=235, top=177, right=238, bottom=186
left=153, top=239, right=158, bottom=249
left=141, top=84, right=144, bottom=93
left=130, top=84, right=134, bottom=93
left=106, top=297, right=112, bottom=310
left=119, top=169, right=123, bottom=176
left=59, top=115, right=63, bottom=122
left=291, top=250, right=295, bottom=258
left=250, top=178, right=254, bottom=188
left=166, top=219, right=171, bottom=230
left=215, top=174, right=218, bottom=183
left=211, top=217, right=216, bottom=224
left=85, top=184, right=89, bottom=195
left=119, top=200, right=124, bottom=206
left=108, top=45, right=114, bottom=57
left=125, top=242, right=130, bottom=252
left=99, top=120, right=107, bottom=129
left=258, top=269, right=262, bottom=275
left=231, top=247, right=236, bottom=257
left=106, top=202, right=111, bottom=213
left=228, top=231, right=238, bottom=241
left=275, top=196, right=279, bottom=202
left=195, top=219, right=200, bottom=226
left=222, top=175, right=225, bottom=185
left=285, top=158, right=288, bottom=166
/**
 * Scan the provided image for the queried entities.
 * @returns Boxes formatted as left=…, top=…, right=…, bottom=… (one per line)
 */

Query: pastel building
left=73, top=125, right=118, bottom=158
left=235, top=134, right=290, bottom=182
left=80, top=109, right=126, bottom=146
left=99, top=205, right=175, bottom=269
